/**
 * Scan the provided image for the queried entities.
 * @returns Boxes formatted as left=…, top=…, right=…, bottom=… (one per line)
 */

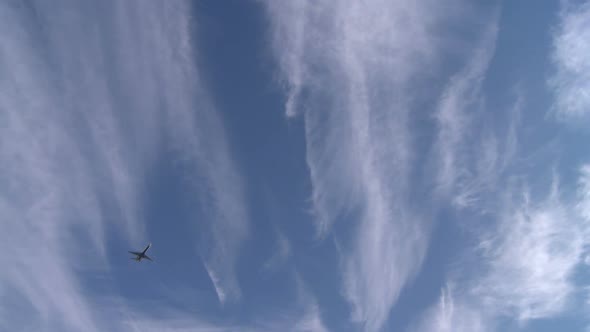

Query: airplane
left=128, top=243, right=153, bottom=262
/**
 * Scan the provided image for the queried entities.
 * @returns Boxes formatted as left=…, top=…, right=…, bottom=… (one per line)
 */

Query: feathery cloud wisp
left=414, top=168, right=590, bottom=331
left=474, top=180, right=586, bottom=321
left=264, top=1, right=500, bottom=330
left=578, top=165, right=590, bottom=221
left=434, top=17, right=499, bottom=206
left=410, top=285, right=488, bottom=332
left=116, top=269, right=329, bottom=332
left=0, top=0, right=248, bottom=329
left=550, top=0, right=590, bottom=119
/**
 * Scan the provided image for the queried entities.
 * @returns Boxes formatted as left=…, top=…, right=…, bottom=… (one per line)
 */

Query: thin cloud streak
left=203, top=262, right=228, bottom=304
left=1, top=0, right=248, bottom=330
left=262, top=228, right=291, bottom=273
left=409, top=285, right=488, bottom=332
left=578, top=164, right=590, bottom=221
left=434, top=17, right=500, bottom=206
left=116, top=270, right=329, bottom=332
left=444, top=91, right=523, bottom=214
left=119, top=300, right=327, bottom=332
left=291, top=304, right=329, bottom=332
left=265, top=1, right=308, bottom=118
left=251, top=272, right=329, bottom=332
left=549, top=0, right=590, bottom=119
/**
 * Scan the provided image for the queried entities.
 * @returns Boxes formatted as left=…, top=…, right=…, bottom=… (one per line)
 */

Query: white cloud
left=263, top=228, right=291, bottom=273
left=447, top=91, right=523, bottom=215
left=0, top=0, right=248, bottom=330
left=202, top=262, right=228, bottom=305
left=578, top=164, right=590, bottom=221
left=550, top=0, right=590, bottom=119
left=291, top=304, right=329, bottom=332
left=251, top=272, right=329, bottom=332
left=264, top=1, right=308, bottom=118
left=0, top=3, right=107, bottom=329
left=291, top=273, right=330, bottom=332
left=409, top=285, right=488, bottom=332
left=119, top=309, right=232, bottom=332
left=119, top=296, right=328, bottom=332
left=434, top=17, right=500, bottom=205
left=474, top=180, right=585, bottom=321
left=264, top=1, right=501, bottom=331
left=104, top=4, right=250, bottom=303
left=414, top=168, right=590, bottom=331
left=114, top=270, right=330, bottom=332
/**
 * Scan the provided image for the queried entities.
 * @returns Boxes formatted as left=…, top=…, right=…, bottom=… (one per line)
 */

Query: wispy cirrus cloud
left=578, top=164, right=590, bottom=221
left=442, top=90, right=523, bottom=214
left=249, top=271, right=329, bottom=332
left=0, top=2, right=110, bottom=330
left=264, top=1, right=500, bottom=330
left=474, top=178, right=586, bottom=321
left=118, top=300, right=327, bottom=332
left=414, top=167, right=590, bottom=331
left=411, top=1, right=590, bottom=328
left=433, top=16, right=502, bottom=209
left=409, top=284, right=488, bottom=332
left=262, top=228, right=291, bottom=273
left=116, top=269, right=328, bottom=332
left=0, top=0, right=247, bottom=330
left=549, top=0, right=590, bottom=120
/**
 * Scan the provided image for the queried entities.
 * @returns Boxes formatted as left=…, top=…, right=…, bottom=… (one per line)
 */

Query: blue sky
left=1, top=0, right=590, bottom=331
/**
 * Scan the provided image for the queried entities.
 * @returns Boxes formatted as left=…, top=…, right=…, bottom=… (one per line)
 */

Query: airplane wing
left=128, top=251, right=142, bottom=255
left=143, top=254, right=153, bottom=261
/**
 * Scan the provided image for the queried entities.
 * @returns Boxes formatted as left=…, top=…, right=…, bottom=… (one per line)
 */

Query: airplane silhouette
left=128, top=243, right=153, bottom=262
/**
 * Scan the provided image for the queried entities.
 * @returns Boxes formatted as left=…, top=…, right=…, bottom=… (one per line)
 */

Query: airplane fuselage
left=133, top=254, right=148, bottom=261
